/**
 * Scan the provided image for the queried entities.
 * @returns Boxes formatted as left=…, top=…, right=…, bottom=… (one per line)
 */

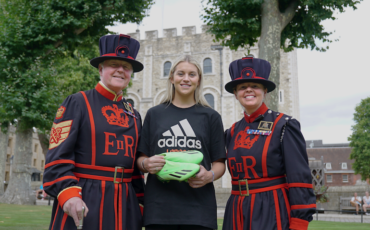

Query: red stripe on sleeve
left=291, top=204, right=317, bottom=210
left=43, top=175, right=78, bottom=187
left=80, top=91, right=96, bottom=165
left=132, top=175, right=144, bottom=179
left=136, top=193, right=144, bottom=197
left=289, top=217, right=309, bottom=230
left=288, top=183, right=313, bottom=189
left=262, top=113, right=284, bottom=177
left=273, top=190, right=282, bottom=230
left=45, top=160, right=75, bottom=169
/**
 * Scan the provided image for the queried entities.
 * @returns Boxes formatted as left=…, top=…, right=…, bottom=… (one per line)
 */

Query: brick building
left=306, top=140, right=362, bottom=187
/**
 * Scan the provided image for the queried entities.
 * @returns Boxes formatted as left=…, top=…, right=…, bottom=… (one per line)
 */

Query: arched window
left=203, top=58, right=212, bottom=74
left=204, top=94, right=214, bottom=109
left=163, top=61, right=172, bottom=77
left=127, top=99, right=134, bottom=108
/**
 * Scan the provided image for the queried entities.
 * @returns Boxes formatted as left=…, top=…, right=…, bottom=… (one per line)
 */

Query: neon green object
left=156, top=160, right=200, bottom=182
left=159, top=150, right=203, bottom=164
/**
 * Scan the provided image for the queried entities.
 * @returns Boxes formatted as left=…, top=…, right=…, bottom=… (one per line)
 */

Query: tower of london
left=126, top=25, right=300, bottom=191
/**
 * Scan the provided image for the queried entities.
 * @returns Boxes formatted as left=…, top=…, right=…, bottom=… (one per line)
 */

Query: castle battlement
left=127, top=25, right=212, bottom=41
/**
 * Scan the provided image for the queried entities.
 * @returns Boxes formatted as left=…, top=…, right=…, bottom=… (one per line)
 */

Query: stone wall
left=317, top=182, right=370, bottom=213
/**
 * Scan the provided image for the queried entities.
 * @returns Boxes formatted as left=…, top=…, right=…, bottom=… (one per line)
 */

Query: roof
left=307, top=147, right=354, bottom=171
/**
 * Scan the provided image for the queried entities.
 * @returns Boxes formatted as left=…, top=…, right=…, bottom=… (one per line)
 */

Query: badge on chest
left=245, top=121, right=274, bottom=136
left=122, top=101, right=137, bottom=119
left=257, top=121, right=273, bottom=131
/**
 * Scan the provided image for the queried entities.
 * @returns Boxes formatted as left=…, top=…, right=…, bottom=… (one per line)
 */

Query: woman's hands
left=142, top=155, right=166, bottom=174
left=188, top=165, right=213, bottom=188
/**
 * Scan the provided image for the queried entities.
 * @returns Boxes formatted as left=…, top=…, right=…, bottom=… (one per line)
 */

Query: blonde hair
left=160, top=55, right=210, bottom=107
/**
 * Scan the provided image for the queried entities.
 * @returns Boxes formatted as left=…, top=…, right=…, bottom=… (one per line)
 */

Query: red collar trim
left=95, top=82, right=123, bottom=102
left=244, top=103, right=268, bottom=123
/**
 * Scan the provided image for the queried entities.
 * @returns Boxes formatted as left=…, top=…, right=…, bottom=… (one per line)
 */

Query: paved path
left=36, top=199, right=54, bottom=206
left=217, top=208, right=370, bottom=223
left=311, top=213, right=370, bottom=223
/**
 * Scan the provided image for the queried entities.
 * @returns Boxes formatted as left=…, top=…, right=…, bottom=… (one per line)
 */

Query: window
left=279, top=90, right=284, bottom=104
left=326, top=175, right=332, bottom=183
left=341, top=162, right=347, bottom=169
left=325, top=163, right=332, bottom=169
left=34, top=144, right=38, bottom=153
left=7, top=138, right=12, bottom=147
left=343, top=175, right=348, bottom=182
left=5, top=171, right=9, bottom=181
left=204, top=94, right=214, bottom=109
left=127, top=99, right=134, bottom=108
left=33, top=159, right=36, bottom=167
left=41, top=160, right=44, bottom=168
left=6, top=154, right=10, bottom=162
left=31, top=173, right=40, bottom=181
left=163, top=61, right=171, bottom=77
left=203, top=58, right=212, bottom=74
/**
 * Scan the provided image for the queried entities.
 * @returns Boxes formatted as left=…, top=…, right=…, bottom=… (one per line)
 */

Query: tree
left=349, top=97, right=370, bottom=181
left=0, top=130, right=9, bottom=196
left=0, top=0, right=153, bottom=204
left=202, top=0, right=362, bottom=111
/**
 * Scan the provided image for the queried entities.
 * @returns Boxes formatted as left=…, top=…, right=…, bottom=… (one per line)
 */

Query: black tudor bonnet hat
left=225, top=57, right=276, bottom=93
left=90, top=34, right=143, bottom=72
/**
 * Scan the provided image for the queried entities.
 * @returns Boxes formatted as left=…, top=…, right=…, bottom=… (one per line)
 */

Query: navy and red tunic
left=43, top=82, right=145, bottom=230
left=223, top=103, right=316, bottom=230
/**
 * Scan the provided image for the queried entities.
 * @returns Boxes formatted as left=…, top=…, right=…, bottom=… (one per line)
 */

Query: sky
left=108, top=0, right=370, bottom=144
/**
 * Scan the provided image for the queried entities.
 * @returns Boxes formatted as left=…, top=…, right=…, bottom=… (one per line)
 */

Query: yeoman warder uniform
left=43, top=34, right=145, bottom=230
left=222, top=57, right=316, bottom=230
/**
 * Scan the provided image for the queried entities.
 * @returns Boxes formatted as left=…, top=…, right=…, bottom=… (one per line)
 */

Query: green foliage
left=0, top=0, right=153, bottom=132
left=349, top=97, right=370, bottom=181
left=314, top=185, right=329, bottom=203
left=202, top=0, right=362, bottom=52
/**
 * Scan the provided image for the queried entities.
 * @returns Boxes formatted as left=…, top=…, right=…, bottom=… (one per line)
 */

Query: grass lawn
left=0, top=203, right=52, bottom=230
left=217, top=219, right=370, bottom=230
left=2, top=204, right=370, bottom=230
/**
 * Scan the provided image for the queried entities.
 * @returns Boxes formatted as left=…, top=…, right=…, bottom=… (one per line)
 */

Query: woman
left=222, top=57, right=316, bottom=230
left=137, top=55, right=226, bottom=230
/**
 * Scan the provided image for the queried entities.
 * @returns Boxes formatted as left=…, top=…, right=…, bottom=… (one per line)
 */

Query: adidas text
left=158, top=136, right=201, bottom=149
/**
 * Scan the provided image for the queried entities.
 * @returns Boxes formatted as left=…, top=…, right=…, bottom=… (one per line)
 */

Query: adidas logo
left=158, top=119, right=201, bottom=149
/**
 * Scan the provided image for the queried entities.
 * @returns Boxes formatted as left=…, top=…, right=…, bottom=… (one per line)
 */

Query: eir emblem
left=234, top=126, right=259, bottom=150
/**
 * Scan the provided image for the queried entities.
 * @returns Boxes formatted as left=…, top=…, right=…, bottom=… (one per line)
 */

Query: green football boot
left=156, top=160, right=200, bottom=182
left=159, top=150, right=203, bottom=164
